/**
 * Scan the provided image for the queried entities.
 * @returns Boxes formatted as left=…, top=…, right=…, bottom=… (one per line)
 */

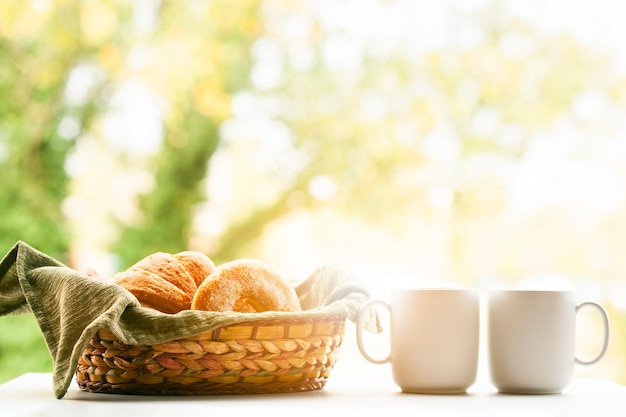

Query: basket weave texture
left=76, top=314, right=346, bottom=395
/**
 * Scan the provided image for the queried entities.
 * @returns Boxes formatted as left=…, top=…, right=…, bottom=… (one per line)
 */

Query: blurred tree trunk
left=113, top=1, right=263, bottom=267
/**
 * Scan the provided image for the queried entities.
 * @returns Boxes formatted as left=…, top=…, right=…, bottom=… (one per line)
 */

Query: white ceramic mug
left=356, top=289, right=480, bottom=394
left=487, top=290, right=610, bottom=394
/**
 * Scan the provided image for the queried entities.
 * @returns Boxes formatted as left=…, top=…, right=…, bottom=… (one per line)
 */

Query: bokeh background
left=2, top=0, right=626, bottom=384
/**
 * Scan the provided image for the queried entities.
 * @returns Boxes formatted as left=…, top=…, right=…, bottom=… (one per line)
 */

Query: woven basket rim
left=95, top=312, right=347, bottom=342
left=101, top=308, right=348, bottom=344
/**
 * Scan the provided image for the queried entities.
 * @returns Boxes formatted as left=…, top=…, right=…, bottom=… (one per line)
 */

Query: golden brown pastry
left=113, top=251, right=216, bottom=314
left=191, top=259, right=301, bottom=313
left=175, top=251, right=217, bottom=287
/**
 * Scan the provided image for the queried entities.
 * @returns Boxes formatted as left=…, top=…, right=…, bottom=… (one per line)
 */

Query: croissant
left=113, top=251, right=216, bottom=314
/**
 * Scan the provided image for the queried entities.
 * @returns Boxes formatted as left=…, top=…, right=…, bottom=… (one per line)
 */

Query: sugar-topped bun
left=191, top=259, right=301, bottom=313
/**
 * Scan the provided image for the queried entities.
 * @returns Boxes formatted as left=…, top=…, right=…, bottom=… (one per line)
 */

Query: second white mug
left=487, top=290, right=610, bottom=394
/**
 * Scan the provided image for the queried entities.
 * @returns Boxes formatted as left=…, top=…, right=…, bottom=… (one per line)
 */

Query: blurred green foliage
left=0, top=316, right=53, bottom=382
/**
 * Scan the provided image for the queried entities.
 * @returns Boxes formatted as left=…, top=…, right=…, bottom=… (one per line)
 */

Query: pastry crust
left=191, top=259, right=301, bottom=313
left=113, top=251, right=216, bottom=314
left=175, top=250, right=216, bottom=287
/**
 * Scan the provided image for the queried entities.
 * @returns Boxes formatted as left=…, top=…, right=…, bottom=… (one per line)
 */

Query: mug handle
left=575, top=301, right=610, bottom=365
left=356, top=299, right=391, bottom=365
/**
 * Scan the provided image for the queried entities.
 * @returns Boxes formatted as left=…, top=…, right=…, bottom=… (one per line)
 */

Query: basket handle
left=356, top=299, right=391, bottom=365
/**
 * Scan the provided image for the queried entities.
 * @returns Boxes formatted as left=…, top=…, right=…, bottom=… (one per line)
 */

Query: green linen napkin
left=0, top=241, right=377, bottom=399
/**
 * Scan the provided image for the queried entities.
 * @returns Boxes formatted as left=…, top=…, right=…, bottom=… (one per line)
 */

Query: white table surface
left=1, top=371, right=624, bottom=417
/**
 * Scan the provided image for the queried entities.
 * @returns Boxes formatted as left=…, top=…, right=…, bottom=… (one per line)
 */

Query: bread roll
left=191, top=259, right=301, bottom=313
left=113, top=251, right=216, bottom=314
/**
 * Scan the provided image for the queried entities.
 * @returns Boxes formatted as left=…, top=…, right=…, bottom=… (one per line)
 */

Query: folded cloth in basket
left=0, top=241, right=378, bottom=399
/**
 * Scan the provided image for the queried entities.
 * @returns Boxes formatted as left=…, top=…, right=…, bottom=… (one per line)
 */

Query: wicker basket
left=75, top=314, right=346, bottom=395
